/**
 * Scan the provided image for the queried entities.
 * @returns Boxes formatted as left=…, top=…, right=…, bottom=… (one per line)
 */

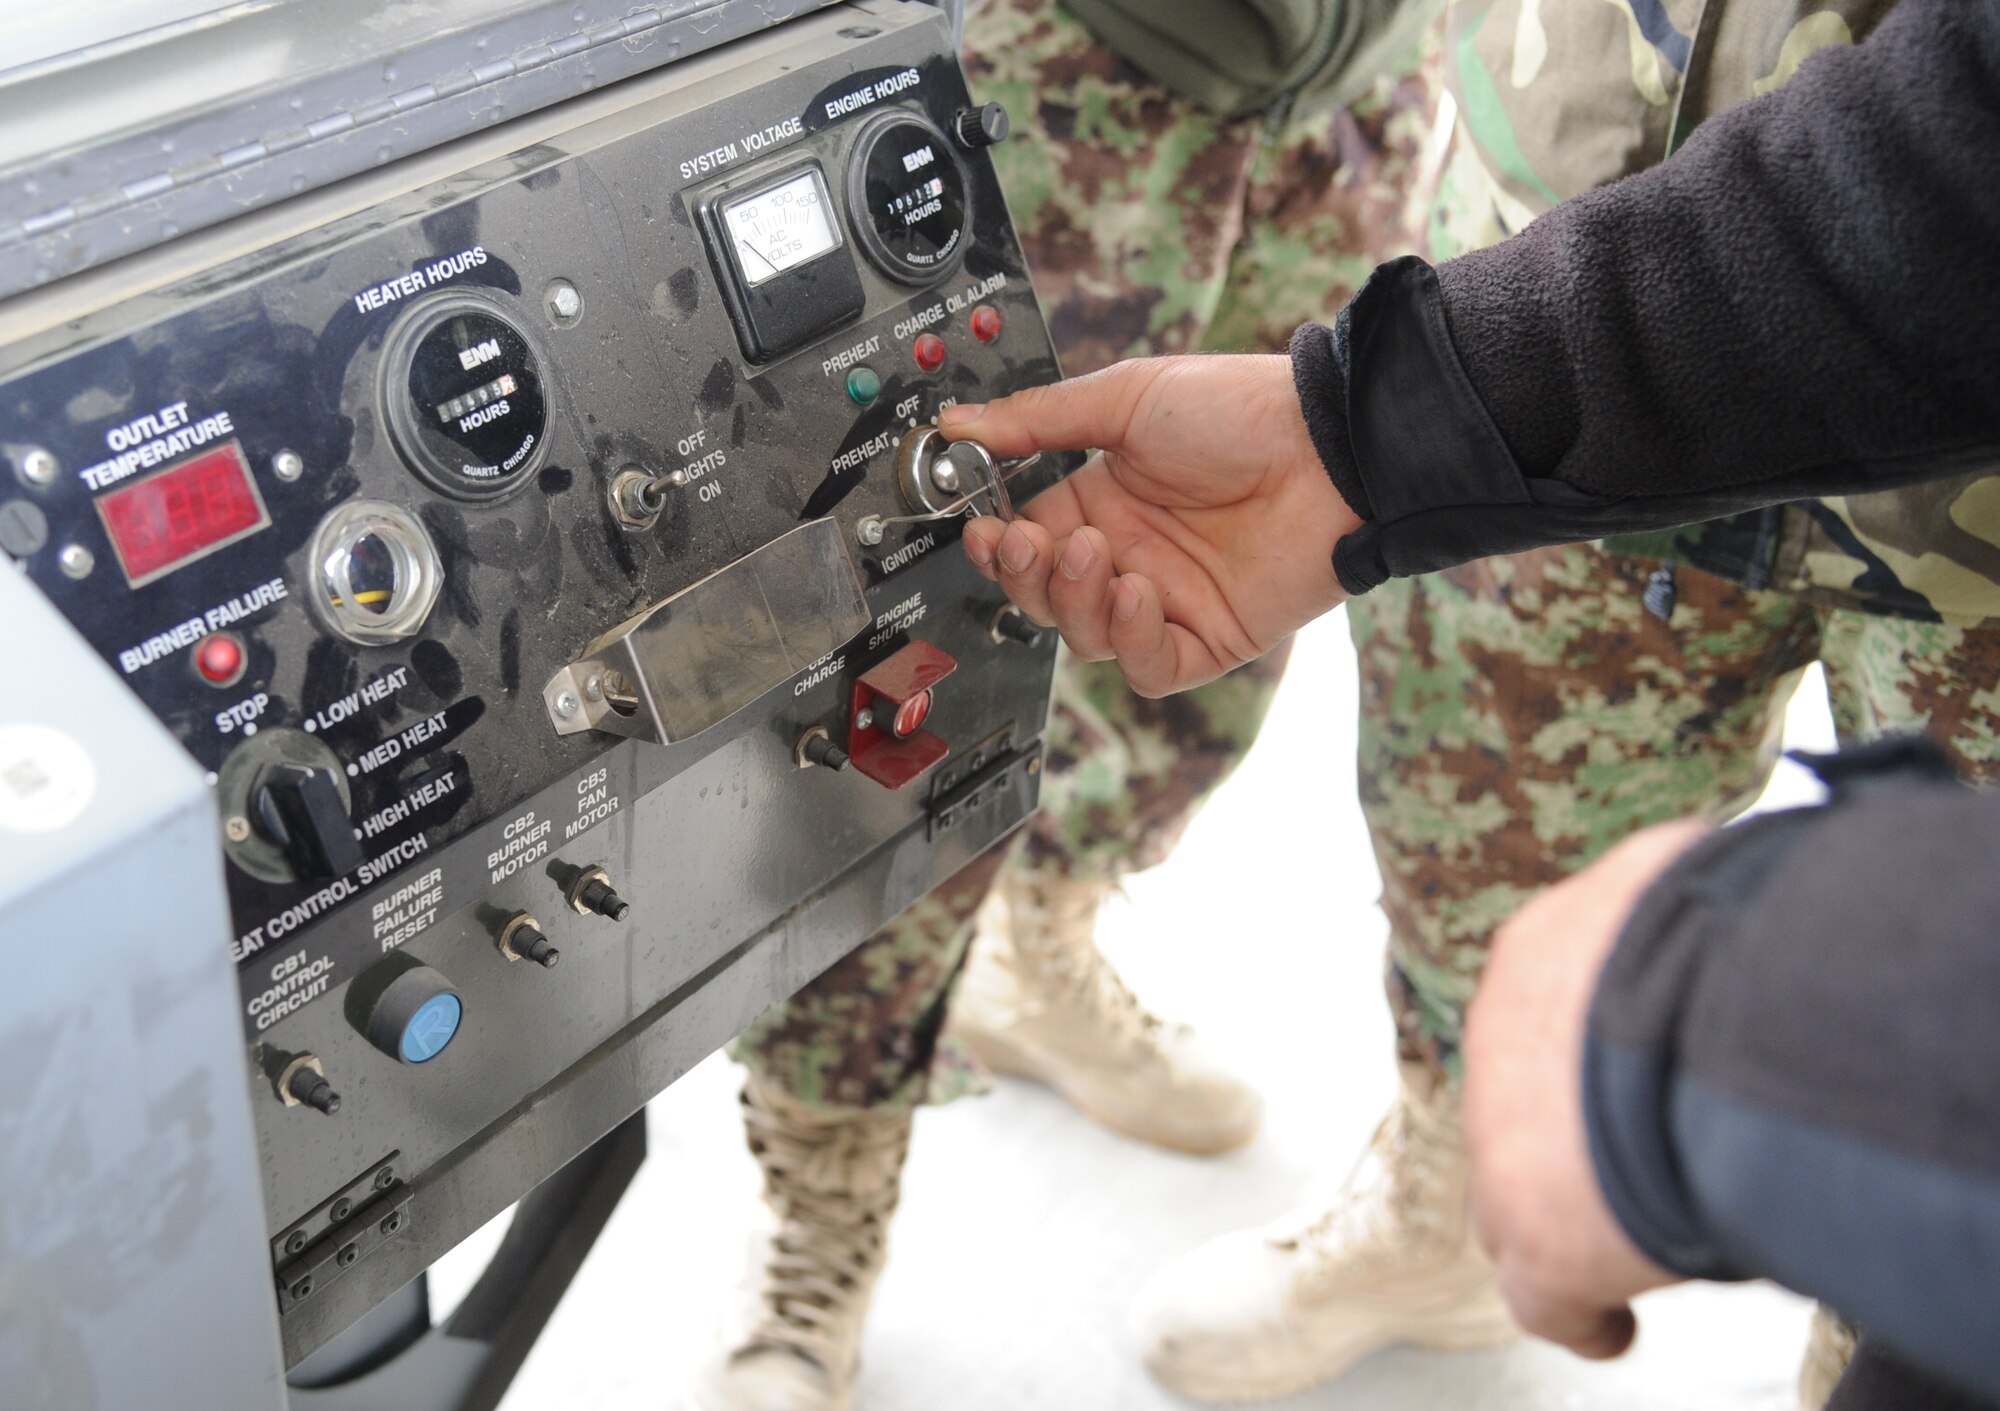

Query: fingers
left=1498, top=1274, right=1639, bottom=1361
left=1104, top=574, right=1226, bottom=696
left=1046, top=527, right=1117, bottom=660
left=991, top=519, right=1060, bottom=626
left=938, top=361, right=1158, bottom=459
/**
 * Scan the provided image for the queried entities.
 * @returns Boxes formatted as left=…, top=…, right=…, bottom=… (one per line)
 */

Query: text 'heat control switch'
left=254, top=763, right=365, bottom=880
left=849, top=641, right=957, bottom=789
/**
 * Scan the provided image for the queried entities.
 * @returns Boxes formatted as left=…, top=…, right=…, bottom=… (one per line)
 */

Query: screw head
left=272, top=449, right=305, bottom=482
left=856, top=516, right=885, bottom=547
left=854, top=706, right=875, bottom=732
left=18, top=448, right=58, bottom=487
left=545, top=279, right=583, bottom=325
left=583, top=674, right=604, bottom=703
left=285, top=1230, right=308, bottom=1254
left=57, top=543, right=93, bottom=579
left=554, top=690, right=580, bottom=719
left=224, top=815, right=252, bottom=842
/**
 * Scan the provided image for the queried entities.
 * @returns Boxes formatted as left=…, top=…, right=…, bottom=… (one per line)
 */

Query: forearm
left=1584, top=744, right=2000, bottom=1402
left=1295, top=0, right=2000, bottom=594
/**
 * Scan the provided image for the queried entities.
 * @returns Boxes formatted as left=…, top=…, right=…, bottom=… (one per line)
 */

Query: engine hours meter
left=847, top=113, right=969, bottom=284
left=383, top=294, right=549, bottom=499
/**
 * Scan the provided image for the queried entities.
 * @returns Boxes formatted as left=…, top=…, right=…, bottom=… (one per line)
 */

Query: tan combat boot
left=1798, top=1306, right=1859, bottom=1410
left=1131, top=1063, right=1519, bottom=1402
left=689, top=1080, right=912, bottom=1411
left=947, top=866, right=1262, bottom=1155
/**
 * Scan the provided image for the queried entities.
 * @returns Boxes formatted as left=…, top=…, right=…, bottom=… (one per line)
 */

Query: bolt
left=546, top=279, right=583, bottom=324
left=854, top=706, right=875, bottom=732
left=58, top=543, right=93, bottom=579
left=291, top=1277, right=314, bottom=1301
left=272, top=450, right=305, bottom=482
left=337, top=1243, right=359, bottom=1268
left=285, top=1229, right=308, bottom=1255
left=330, top=1198, right=352, bottom=1222
left=18, top=448, right=58, bottom=487
left=856, top=516, right=885, bottom=547
left=225, top=815, right=252, bottom=843
left=374, top=1166, right=396, bottom=1190
left=554, top=690, right=580, bottom=719
left=583, top=674, right=604, bottom=703
left=380, top=1212, right=403, bottom=1236
left=0, top=499, right=49, bottom=558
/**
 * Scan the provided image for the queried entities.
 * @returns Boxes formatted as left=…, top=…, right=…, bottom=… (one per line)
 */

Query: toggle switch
left=252, top=762, right=365, bottom=880
left=849, top=641, right=957, bottom=789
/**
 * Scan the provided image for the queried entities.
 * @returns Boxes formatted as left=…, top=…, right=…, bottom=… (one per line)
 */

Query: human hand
left=1463, top=819, right=1711, bottom=1359
left=942, top=355, right=1359, bottom=696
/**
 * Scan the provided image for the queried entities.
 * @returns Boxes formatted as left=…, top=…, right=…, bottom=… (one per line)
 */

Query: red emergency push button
left=912, top=332, right=948, bottom=373
left=969, top=304, right=1003, bottom=343
left=849, top=641, right=956, bottom=789
left=195, top=631, right=246, bottom=687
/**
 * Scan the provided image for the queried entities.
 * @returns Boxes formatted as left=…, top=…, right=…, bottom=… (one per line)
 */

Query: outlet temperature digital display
left=95, top=441, right=270, bottom=588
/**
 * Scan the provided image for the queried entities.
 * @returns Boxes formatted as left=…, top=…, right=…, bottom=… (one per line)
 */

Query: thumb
left=939, top=360, right=1158, bottom=459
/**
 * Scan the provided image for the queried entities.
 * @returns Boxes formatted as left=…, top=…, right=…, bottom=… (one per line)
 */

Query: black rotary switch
left=253, top=763, right=365, bottom=880
left=953, top=102, right=1009, bottom=150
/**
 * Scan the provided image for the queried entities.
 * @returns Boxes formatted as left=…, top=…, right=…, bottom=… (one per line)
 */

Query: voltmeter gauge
left=383, top=294, right=549, bottom=500
left=846, top=113, right=969, bottom=285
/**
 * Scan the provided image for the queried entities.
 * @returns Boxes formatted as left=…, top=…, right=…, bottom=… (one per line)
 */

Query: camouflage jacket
left=1433, top=0, right=2000, bottom=626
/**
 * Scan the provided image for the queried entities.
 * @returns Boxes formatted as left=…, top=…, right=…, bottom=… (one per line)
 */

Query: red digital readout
left=95, top=442, right=270, bottom=587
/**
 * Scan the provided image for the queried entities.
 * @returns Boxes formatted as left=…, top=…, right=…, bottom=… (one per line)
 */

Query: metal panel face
left=2, top=0, right=1071, bottom=1376
left=0, top=570, right=286, bottom=1411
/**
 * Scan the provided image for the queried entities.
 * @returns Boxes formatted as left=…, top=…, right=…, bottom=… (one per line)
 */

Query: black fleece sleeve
left=1583, top=742, right=2000, bottom=1404
left=1291, top=0, right=2000, bottom=596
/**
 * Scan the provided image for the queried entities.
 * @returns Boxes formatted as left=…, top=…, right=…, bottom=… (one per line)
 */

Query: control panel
left=0, top=3, right=1067, bottom=1369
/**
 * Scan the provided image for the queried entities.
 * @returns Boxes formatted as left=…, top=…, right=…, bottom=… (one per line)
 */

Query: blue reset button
left=400, top=992, right=463, bottom=1063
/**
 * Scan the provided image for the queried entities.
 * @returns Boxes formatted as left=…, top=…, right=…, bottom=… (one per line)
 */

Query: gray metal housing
left=0, top=566, right=287, bottom=1411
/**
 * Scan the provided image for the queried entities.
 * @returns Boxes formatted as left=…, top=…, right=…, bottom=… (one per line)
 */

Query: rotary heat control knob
left=357, top=964, right=463, bottom=1065
left=252, top=763, right=365, bottom=880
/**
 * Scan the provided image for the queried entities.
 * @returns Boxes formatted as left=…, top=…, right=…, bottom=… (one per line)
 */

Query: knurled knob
left=953, top=102, right=1009, bottom=150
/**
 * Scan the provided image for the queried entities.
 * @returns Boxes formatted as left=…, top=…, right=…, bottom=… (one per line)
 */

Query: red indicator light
left=892, top=689, right=933, bottom=738
left=194, top=632, right=246, bottom=686
left=969, top=304, right=1002, bottom=343
left=912, top=332, right=948, bottom=373
left=95, top=441, right=270, bottom=588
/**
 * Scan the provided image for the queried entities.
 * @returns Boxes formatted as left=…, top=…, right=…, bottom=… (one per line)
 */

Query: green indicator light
left=846, top=366, right=882, bottom=407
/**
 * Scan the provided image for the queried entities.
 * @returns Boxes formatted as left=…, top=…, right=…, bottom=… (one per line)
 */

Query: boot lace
left=1005, top=875, right=1171, bottom=1053
left=738, top=1090, right=911, bottom=1372
left=1281, top=1093, right=1458, bottom=1274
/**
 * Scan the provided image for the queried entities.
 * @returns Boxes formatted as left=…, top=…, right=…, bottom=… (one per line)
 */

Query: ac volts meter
left=700, top=160, right=866, bottom=363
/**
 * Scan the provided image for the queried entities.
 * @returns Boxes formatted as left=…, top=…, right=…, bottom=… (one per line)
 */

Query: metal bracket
left=544, top=517, right=869, bottom=744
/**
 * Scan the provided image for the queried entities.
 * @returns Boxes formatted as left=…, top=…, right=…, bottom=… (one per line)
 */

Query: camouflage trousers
left=730, top=0, right=1440, bottom=1112
left=1351, top=544, right=2000, bottom=1088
